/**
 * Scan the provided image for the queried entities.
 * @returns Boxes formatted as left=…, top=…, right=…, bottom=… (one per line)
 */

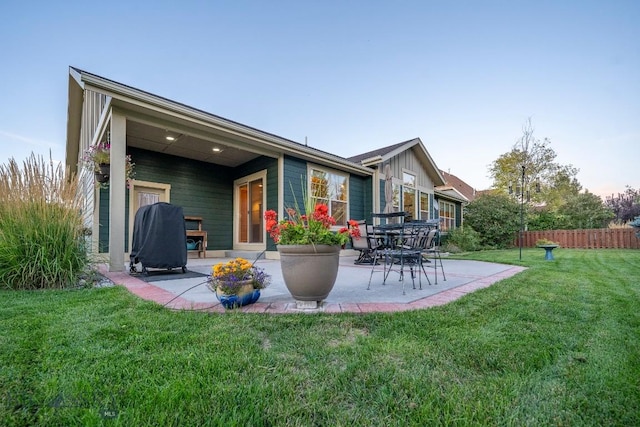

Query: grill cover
left=130, top=202, right=187, bottom=270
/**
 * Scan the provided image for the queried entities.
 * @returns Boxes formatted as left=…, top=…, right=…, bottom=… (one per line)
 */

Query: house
left=435, top=170, right=474, bottom=230
left=439, top=170, right=477, bottom=203
left=65, top=68, right=449, bottom=272
left=347, top=146, right=473, bottom=231
left=347, top=139, right=446, bottom=221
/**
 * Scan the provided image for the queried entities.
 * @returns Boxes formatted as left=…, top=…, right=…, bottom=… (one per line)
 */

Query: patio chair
left=350, top=220, right=378, bottom=265
left=368, top=214, right=431, bottom=294
left=422, top=228, right=446, bottom=284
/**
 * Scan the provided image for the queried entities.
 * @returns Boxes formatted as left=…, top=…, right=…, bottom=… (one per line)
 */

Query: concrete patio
left=102, top=255, right=526, bottom=314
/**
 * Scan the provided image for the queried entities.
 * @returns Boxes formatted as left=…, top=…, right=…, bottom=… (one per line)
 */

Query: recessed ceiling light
left=212, top=147, right=222, bottom=152
left=166, top=136, right=176, bottom=141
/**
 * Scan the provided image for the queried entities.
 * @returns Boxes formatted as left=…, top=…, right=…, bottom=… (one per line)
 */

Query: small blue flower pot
left=215, top=289, right=261, bottom=309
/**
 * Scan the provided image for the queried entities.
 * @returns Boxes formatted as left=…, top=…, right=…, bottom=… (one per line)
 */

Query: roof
left=347, top=140, right=410, bottom=164
left=435, top=186, right=469, bottom=203
left=348, top=138, right=446, bottom=186
left=66, top=67, right=374, bottom=176
left=438, top=170, right=477, bottom=202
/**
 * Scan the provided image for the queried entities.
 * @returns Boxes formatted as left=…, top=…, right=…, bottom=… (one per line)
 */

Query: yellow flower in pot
left=207, top=258, right=270, bottom=308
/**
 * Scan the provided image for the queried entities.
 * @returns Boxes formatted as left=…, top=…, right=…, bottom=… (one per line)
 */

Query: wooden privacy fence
left=518, top=228, right=640, bottom=249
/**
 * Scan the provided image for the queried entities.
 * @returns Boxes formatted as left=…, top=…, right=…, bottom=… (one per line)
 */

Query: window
left=419, top=192, right=430, bottom=220
left=310, top=168, right=348, bottom=227
left=402, top=172, right=416, bottom=219
left=439, top=200, right=456, bottom=231
left=392, top=183, right=401, bottom=212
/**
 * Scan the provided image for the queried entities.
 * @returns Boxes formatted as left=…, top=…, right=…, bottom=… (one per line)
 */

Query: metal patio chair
left=368, top=212, right=432, bottom=294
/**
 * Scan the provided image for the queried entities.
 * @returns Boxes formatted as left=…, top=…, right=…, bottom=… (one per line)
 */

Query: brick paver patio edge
left=102, top=265, right=527, bottom=314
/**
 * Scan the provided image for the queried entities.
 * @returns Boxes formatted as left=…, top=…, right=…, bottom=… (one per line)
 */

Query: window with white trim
left=419, top=192, right=430, bottom=220
left=402, top=172, right=416, bottom=219
left=439, top=200, right=456, bottom=231
left=392, top=183, right=401, bottom=212
left=310, top=167, right=348, bottom=227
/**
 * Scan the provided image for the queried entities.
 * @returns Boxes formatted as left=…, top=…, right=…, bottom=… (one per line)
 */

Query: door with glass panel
left=128, top=180, right=171, bottom=253
left=235, top=172, right=266, bottom=248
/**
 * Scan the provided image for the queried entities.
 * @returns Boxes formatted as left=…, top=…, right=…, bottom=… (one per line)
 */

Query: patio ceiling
left=126, top=120, right=264, bottom=167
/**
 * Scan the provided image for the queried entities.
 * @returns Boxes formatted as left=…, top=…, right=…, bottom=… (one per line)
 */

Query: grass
left=1, top=249, right=639, bottom=426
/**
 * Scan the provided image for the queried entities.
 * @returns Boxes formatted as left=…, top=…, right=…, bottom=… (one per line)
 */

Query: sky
left=1, top=0, right=638, bottom=199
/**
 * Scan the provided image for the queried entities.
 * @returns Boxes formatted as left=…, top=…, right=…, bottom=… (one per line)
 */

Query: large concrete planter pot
left=277, top=244, right=341, bottom=308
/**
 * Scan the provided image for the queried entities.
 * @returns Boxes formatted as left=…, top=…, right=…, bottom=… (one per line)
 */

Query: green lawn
left=1, top=249, right=639, bottom=426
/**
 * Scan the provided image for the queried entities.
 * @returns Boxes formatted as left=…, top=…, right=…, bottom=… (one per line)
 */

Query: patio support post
left=108, top=110, right=127, bottom=272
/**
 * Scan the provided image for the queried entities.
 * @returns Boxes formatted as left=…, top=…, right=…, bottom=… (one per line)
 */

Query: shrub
left=444, top=226, right=482, bottom=252
left=464, top=193, right=521, bottom=248
left=0, top=153, right=88, bottom=289
left=528, top=209, right=570, bottom=231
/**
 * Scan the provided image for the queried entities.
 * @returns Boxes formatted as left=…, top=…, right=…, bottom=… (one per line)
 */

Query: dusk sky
left=1, top=0, right=638, bottom=198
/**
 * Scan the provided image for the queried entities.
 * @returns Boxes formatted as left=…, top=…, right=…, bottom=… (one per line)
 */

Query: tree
left=544, top=168, right=583, bottom=211
left=528, top=209, right=571, bottom=231
left=558, top=192, right=614, bottom=229
left=464, top=193, right=521, bottom=248
left=604, top=186, right=640, bottom=224
left=489, top=118, right=581, bottom=207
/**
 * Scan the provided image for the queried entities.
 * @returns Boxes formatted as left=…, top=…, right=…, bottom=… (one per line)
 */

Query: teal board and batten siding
left=282, top=156, right=308, bottom=210
left=264, top=155, right=309, bottom=251
left=378, top=183, right=386, bottom=214
left=99, top=148, right=280, bottom=253
left=430, top=193, right=435, bottom=220
left=277, top=156, right=372, bottom=250
left=100, top=147, right=237, bottom=252
left=98, top=188, right=111, bottom=253
left=232, top=155, right=278, bottom=210
left=137, top=147, right=235, bottom=251
left=97, top=186, right=131, bottom=253
left=282, top=156, right=370, bottom=221
left=348, top=174, right=371, bottom=223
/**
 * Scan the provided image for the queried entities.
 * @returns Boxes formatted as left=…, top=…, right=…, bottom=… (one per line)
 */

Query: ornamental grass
left=0, top=153, right=89, bottom=289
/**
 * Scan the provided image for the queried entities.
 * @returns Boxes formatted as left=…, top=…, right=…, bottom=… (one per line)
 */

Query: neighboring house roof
left=435, top=186, right=469, bottom=204
left=438, top=170, right=477, bottom=202
left=347, top=138, right=446, bottom=186
left=66, top=67, right=373, bottom=177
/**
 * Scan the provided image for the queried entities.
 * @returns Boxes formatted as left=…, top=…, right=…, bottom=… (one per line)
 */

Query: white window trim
left=401, top=169, right=417, bottom=218
left=439, top=200, right=456, bottom=230
left=307, top=163, right=350, bottom=228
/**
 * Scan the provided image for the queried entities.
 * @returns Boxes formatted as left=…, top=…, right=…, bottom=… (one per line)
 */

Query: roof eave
left=65, top=68, right=84, bottom=174
left=75, top=69, right=373, bottom=176
left=435, top=187, right=469, bottom=203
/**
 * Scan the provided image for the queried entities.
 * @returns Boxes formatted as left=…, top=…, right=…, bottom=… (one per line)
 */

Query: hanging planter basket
left=94, top=163, right=110, bottom=183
